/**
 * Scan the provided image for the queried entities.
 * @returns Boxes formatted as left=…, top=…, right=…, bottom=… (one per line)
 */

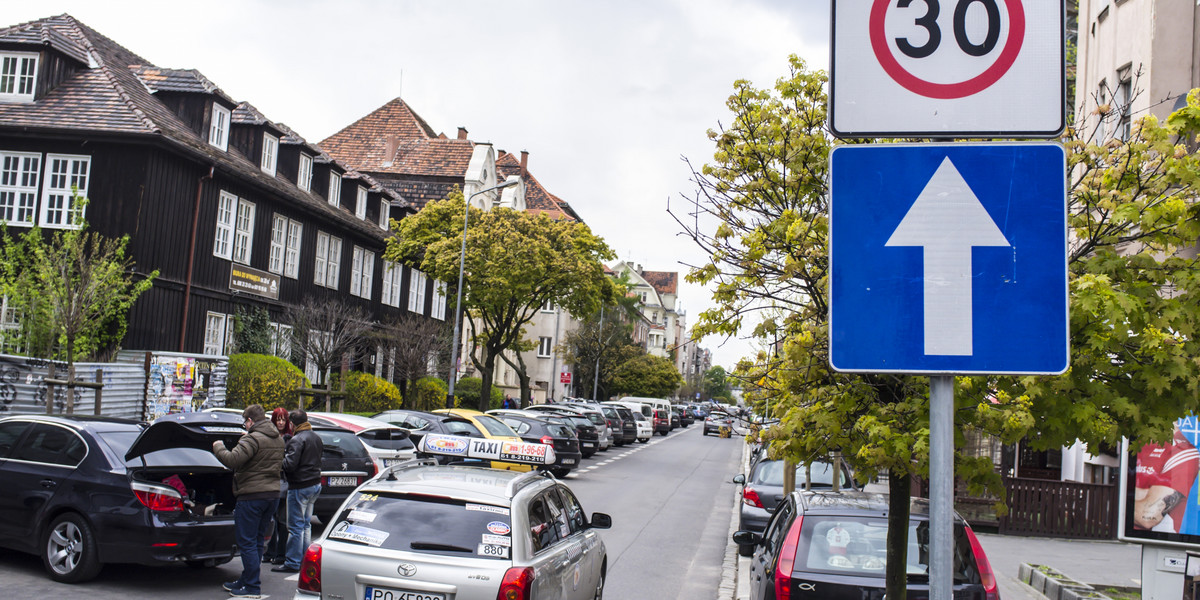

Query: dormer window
left=327, top=172, right=341, bottom=207
left=297, top=153, right=313, bottom=192
left=0, top=52, right=37, bottom=102
left=356, top=186, right=368, bottom=220
left=261, top=133, right=278, bottom=176
left=378, top=200, right=390, bottom=229
left=209, top=103, right=230, bottom=150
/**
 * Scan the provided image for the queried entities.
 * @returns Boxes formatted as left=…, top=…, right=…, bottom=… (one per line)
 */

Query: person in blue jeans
left=212, top=404, right=285, bottom=598
left=274, top=409, right=324, bottom=573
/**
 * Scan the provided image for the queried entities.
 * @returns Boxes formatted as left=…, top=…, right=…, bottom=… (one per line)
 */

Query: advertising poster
left=1125, top=415, right=1200, bottom=546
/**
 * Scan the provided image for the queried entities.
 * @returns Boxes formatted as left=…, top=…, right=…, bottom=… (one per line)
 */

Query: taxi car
left=294, top=434, right=612, bottom=600
left=432, top=408, right=533, bottom=472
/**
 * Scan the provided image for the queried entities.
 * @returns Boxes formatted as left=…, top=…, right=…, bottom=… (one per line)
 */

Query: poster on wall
left=145, top=355, right=223, bottom=420
left=1121, top=415, right=1200, bottom=548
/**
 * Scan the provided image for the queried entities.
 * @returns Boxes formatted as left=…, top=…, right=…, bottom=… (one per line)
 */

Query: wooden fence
left=999, top=477, right=1119, bottom=539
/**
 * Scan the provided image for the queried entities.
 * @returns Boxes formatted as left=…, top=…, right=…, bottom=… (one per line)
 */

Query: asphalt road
left=0, top=423, right=743, bottom=599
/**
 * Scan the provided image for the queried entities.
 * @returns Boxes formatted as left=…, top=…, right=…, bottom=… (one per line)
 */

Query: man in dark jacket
left=212, top=404, right=285, bottom=598
left=275, top=409, right=324, bottom=573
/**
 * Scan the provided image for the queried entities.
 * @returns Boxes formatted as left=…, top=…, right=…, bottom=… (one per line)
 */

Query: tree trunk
left=886, top=473, right=912, bottom=600
left=477, top=352, right=496, bottom=412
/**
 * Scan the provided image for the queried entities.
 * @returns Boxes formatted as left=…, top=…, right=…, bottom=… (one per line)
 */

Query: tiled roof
left=0, top=16, right=92, bottom=65
left=642, top=271, right=678, bottom=296
left=376, top=178, right=458, bottom=211
left=496, top=151, right=577, bottom=222
left=131, top=66, right=236, bottom=104
left=321, top=98, right=479, bottom=178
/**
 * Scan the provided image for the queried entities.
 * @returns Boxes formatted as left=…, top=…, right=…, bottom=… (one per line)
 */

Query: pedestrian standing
left=212, top=404, right=285, bottom=598
left=262, top=407, right=292, bottom=564
left=275, top=409, right=324, bottom=574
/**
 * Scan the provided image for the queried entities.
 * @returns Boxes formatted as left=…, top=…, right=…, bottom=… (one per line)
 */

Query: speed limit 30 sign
left=831, top=0, right=1065, bottom=138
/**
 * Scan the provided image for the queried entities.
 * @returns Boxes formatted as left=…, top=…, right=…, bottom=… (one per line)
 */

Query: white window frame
left=408, top=269, right=427, bottom=314
left=284, top=219, right=302, bottom=278
left=432, top=280, right=448, bottom=321
left=314, top=231, right=329, bottom=285
left=327, top=172, right=342, bottom=207
left=378, top=200, right=390, bottom=229
left=231, top=198, right=256, bottom=265
left=269, top=322, right=293, bottom=359
left=381, top=261, right=402, bottom=307
left=269, top=214, right=302, bottom=278
left=213, top=191, right=235, bottom=259
left=261, top=133, right=279, bottom=176
left=0, top=52, right=38, bottom=102
left=315, top=231, right=342, bottom=289
left=351, top=246, right=376, bottom=299
left=209, top=103, right=230, bottom=151
left=269, top=215, right=287, bottom=274
left=204, top=312, right=227, bottom=356
left=39, top=154, right=90, bottom=229
left=356, top=186, right=368, bottom=220
left=297, top=153, right=313, bottom=192
left=541, top=300, right=556, bottom=313
left=0, top=294, right=21, bottom=354
left=0, top=151, right=40, bottom=226
left=537, top=336, right=553, bottom=358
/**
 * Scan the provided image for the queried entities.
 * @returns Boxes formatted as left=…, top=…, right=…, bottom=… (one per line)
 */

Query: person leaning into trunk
left=212, top=404, right=285, bottom=598
left=274, top=408, right=324, bottom=574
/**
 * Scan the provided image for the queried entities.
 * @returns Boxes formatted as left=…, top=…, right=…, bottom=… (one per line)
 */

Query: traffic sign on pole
left=829, top=143, right=1068, bottom=374
left=830, top=0, right=1065, bottom=138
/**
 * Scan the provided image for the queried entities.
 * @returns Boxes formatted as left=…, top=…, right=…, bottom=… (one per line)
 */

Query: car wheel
left=702, top=429, right=708, bottom=436
left=551, top=467, right=572, bottom=478
left=43, top=513, right=102, bottom=583
left=738, top=543, right=756, bottom=557
left=593, top=565, right=605, bottom=600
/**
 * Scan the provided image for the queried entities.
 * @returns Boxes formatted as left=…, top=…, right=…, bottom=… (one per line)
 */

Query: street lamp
left=446, top=178, right=521, bottom=408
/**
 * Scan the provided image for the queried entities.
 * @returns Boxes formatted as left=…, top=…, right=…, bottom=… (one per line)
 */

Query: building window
left=327, top=172, right=342, bottom=207
left=379, top=200, right=390, bottom=229
left=537, top=336, right=553, bottom=358
left=39, top=154, right=90, bottom=229
left=314, top=231, right=341, bottom=289
left=209, top=103, right=230, bottom=150
left=204, top=312, right=227, bottom=355
left=356, top=186, right=368, bottom=220
left=0, top=295, right=21, bottom=353
left=269, top=215, right=302, bottom=277
left=269, top=322, right=292, bottom=359
left=350, top=246, right=375, bottom=299
left=408, top=269, right=427, bottom=314
left=541, top=300, right=555, bottom=313
left=284, top=219, right=302, bottom=278
left=1116, top=67, right=1132, bottom=142
left=261, top=133, right=279, bottom=176
left=213, top=191, right=235, bottom=259
left=0, top=151, right=40, bottom=226
left=297, top=153, right=313, bottom=192
left=0, top=52, right=37, bottom=102
left=232, top=198, right=256, bottom=265
left=432, top=281, right=448, bottom=321
left=381, top=261, right=402, bottom=307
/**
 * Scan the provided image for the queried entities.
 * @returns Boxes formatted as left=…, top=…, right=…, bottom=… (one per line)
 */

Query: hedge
left=328, top=371, right=403, bottom=413
left=453, top=377, right=504, bottom=410
left=226, top=353, right=310, bottom=411
left=408, top=376, right=448, bottom=412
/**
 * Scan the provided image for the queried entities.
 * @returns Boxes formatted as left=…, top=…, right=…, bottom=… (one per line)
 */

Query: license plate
left=383, top=458, right=402, bottom=467
left=582, top=442, right=595, bottom=448
left=561, top=459, right=576, bottom=465
left=328, top=476, right=358, bottom=487
left=364, top=586, right=445, bottom=600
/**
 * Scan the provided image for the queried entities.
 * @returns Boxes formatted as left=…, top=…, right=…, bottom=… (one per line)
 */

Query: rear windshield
left=329, top=491, right=513, bottom=560
left=357, top=429, right=415, bottom=451
left=474, top=414, right=518, bottom=438
left=581, top=413, right=605, bottom=427
left=317, top=430, right=370, bottom=458
left=99, top=431, right=227, bottom=468
left=753, top=461, right=851, bottom=489
left=797, top=516, right=980, bottom=583
left=546, top=423, right=573, bottom=438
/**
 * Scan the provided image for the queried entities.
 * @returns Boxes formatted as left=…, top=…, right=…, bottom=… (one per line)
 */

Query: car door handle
left=40, top=479, right=57, bottom=489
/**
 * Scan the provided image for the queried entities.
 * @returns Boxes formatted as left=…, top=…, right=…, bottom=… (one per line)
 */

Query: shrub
left=410, top=376, right=448, bottom=412
left=226, top=353, right=309, bottom=411
left=453, top=377, right=504, bottom=410
left=329, top=371, right=403, bottom=413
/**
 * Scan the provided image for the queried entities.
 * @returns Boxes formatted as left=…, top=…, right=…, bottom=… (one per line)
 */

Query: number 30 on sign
left=830, top=0, right=1064, bottom=138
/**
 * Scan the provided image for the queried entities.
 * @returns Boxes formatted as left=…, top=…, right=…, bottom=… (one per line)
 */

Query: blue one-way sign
left=829, top=143, right=1068, bottom=375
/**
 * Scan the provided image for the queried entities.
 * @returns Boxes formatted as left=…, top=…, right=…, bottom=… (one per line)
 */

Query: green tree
left=232, top=305, right=273, bottom=355
left=610, top=354, right=682, bottom=398
left=387, top=189, right=616, bottom=411
left=227, top=353, right=310, bottom=411
left=561, top=309, right=644, bottom=401
left=701, top=366, right=731, bottom=401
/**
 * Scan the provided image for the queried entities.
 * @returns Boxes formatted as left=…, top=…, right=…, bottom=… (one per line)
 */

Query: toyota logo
left=397, top=563, right=417, bottom=577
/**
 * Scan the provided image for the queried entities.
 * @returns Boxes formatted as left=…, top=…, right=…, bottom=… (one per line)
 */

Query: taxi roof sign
left=417, top=433, right=557, bottom=466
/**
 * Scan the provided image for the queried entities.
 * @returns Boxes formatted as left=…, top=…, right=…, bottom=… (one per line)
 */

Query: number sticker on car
left=477, top=543, right=510, bottom=558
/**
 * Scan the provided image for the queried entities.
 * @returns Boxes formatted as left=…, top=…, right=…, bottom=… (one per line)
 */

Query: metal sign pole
left=929, top=375, right=954, bottom=600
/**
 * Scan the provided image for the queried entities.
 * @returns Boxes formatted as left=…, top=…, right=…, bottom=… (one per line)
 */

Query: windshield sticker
left=486, top=521, right=511, bottom=536
left=478, top=543, right=510, bottom=558
left=481, top=534, right=511, bottom=547
left=347, top=509, right=376, bottom=523
left=329, top=523, right=390, bottom=547
left=466, top=504, right=510, bottom=516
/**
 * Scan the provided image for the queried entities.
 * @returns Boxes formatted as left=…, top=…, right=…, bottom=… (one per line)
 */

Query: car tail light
left=774, top=516, right=803, bottom=600
left=540, top=435, right=555, bottom=445
left=742, top=487, right=765, bottom=509
left=131, top=481, right=184, bottom=512
left=298, top=542, right=322, bottom=593
left=964, top=526, right=999, bottom=600
left=497, top=566, right=533, bottom=600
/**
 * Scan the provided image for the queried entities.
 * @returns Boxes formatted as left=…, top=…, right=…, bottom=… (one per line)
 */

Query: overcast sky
left=3, top=0, right=832, bottom=370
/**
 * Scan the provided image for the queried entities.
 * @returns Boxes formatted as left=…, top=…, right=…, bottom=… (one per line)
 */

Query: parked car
left=432, top=408, right=535, bottom=472
left=526, top=406, right=601, bottom=458
left=675, top=405, right=694, bottom=427
left=0, top=412, right=246, bottom=582
left=733, top=491, right=1000, bottom=600
left=652, top=408, right=672, bottom=436
left=294, top=462, right=611, bottom=600
left=488, top=411, right=583, bottom=477
left=606, top=401, right=653, bottom=443
left=732, top=458, right=856, bottom=556
left=703, top=410, right=734, bottom=436
left=598, top=403, right=637, bottom=445
left=307, top=412, right=416, bottom=471
left=311, top=425, right=378, bottom=523
left=553, top=403, right=614, bottom=451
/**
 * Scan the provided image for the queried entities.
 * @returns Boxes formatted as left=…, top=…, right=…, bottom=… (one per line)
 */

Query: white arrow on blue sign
left=829, top=143, right=1068, bottom=375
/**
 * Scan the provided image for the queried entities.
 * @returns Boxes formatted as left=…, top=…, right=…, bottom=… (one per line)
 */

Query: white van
left=604, top=401, right=652, bottom=443
left=620, top=397, right=673, bottom=435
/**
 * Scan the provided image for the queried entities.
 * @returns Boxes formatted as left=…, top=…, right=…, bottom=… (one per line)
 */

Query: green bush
left=329, top=371, right=403, bottom=413
left=409, top=376, right=448, bottom=412
left=453, top=377, right=504, bottom=410
left=226, top=353, right=309, bottom=411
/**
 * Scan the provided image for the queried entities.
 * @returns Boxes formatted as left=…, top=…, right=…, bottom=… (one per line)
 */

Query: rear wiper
left=410, top=542, right=474, bottom=553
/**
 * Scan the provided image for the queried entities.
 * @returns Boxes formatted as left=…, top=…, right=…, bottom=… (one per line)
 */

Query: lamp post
left=446, top=179, right=521, bottom=409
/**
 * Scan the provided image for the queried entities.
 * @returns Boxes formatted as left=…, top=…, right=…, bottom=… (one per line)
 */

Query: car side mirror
left=732, top=530, right=760, bottom=546
left=589, top=512, right=613, bottom=529
left=732, top=474, right=746, bottom=485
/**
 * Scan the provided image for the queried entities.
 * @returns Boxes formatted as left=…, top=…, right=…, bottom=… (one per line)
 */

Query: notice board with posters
left=1121, top=415, right=1200, bottom=548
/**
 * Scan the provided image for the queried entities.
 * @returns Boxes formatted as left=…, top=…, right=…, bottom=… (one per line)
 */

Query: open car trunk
left=128, top=462, right=237, bottom=519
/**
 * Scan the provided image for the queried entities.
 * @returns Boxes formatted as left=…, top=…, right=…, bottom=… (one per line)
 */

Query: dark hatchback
left=599, top=403, right=637, bottom=445
left=732, top=458, right=856, bottom=556
left=0, top=412, right=247, bottom=583
left=734, top=491, right=1000, bottom=600
left=306, top=425, right=377, bottom=523
left=488, top=410, right=583, bottom=477
left=526, top=406, right=600, bottom=458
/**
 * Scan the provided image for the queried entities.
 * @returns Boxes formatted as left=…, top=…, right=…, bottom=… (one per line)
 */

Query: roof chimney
left=383, top=134, right=398, bottom=166
left=457, top=127, right=468, bottom=140
left=520, top=150, right=529, bottom=178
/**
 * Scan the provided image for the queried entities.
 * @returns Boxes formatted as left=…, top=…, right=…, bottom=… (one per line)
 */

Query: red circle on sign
left=869, top=0, right=1025, bottom=100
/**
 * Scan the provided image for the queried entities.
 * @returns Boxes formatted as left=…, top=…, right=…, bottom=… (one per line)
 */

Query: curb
left=718, top=437, right=750, bottom=600
left=1018, top=563, right=1114, bottom=600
